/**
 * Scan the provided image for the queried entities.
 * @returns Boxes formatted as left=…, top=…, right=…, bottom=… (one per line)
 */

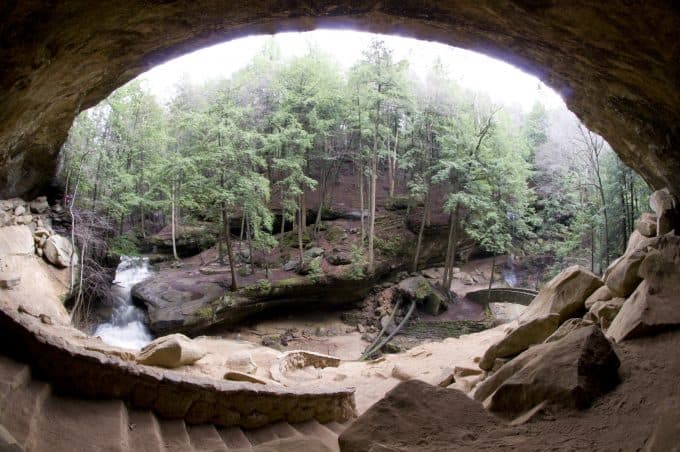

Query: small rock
left=636, top=212, right=657, bottom=237
left=29, top=196, right=49, bottom=214
left=357, top=324, right=366, bottom=334
left=381, top=342, right=402, bottom=354
left=39, top=314, right=53, bottom=325
left=391, top=364, right=414, bottom=381
left=14, top=205, right=25, bottom=216
left=224, top=371, right=267, bottom=385
left=136, top=334, right=207, bottom=368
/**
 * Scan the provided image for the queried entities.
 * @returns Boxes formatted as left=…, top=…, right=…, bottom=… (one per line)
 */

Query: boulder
left=326, top=250, right=352, bottom=265
left=136, top=333, right=207, bottom=368
left=475, top=325, right=620, bottom=414
left=304, top=247, right=325, bottom=259
left=636, top=212, right=657, bottom=237
left=585, top=298, right=625, bottom=330
left=649, top=188, right=676, bottom=236
left=544, top=317, right=594, bottom=343
left=339, top=380, right=502, bottom=452
left=603, top=236, right=657, bottom=297
left=0, top=225, right=35, bottom=255
left=584, top=285, right=613, bottom=310
left=283, top=259, right=298, bottom=271
left=479, top=314, right=560, bottom=371
left=607, top=236, right=680, bottom=342
left=519, top=265, right=602, bottom=324
left=396, top=275, right=448, bottom=315
left=29, top=196, right=49, bottom=213
left=43, top=234, right=74, bottom=267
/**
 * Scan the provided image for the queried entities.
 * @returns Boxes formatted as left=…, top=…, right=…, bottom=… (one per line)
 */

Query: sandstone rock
left=603, top=241, right=650, bottom=297
left=304, top=247, right=325, bottom=259
left=519, top=265, right=602, bottom=324
left=649, top=188, right=676, bottom=236
left=0, top=272, right=21, bottom=289
left=475, top=325, right=619, bottom=414
left=0, top=211, right=10, bottom=227
left=584, top=285, right=613, bottom=310
left=283, top=259, right=298, bottom=271
left=391, top=365, right=414, bottom=381
left=586, top=298, right=625, bottom=330
left=644, top=394, right=680, bottom=452
left=13, top=205, right=25, bottom=216
left=223, top=371, right=268, bottom=385
left=136, top=333, right=207, bottom=368
left=43, top=234, right=74, bottom=267
left=29, top=196, right=49, bottom=213
left=479, top=314, right=560, bottom=371
left=339, top=380, right=500, bottom=452
left=607, top=236, right=680, bottom=342
left=636, top=212, right=657, bottom=237
left=0, top=225, right=35, bottom=255
left=544, top=318, right=594, bottom=343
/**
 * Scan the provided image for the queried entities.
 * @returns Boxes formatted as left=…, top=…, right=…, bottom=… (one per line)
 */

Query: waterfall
left=93, top=256, right=154, bottom=350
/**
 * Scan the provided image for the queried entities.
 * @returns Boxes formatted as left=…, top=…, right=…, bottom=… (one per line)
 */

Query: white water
left=93, top=256, right=154, bottom=350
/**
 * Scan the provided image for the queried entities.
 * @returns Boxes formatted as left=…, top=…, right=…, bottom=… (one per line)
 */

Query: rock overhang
left=0, top=1, right=679, bottom=198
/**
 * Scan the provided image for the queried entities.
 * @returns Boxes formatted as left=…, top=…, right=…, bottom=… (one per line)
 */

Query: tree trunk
left=487, top=254, right=496, bottom=303
left=298, top=197, right=304, bottom=265
left=368, top=153, right=377, bottom=274
left=224, top=211, right=238, bottom=291
left=412, top=189, right=430, bottom=273
left=171, top=182, right=179, bottom=261
left=359, top=164, right=365, bottom=247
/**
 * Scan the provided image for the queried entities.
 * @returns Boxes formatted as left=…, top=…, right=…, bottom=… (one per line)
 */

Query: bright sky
left=141, top=30, right=565, bottom=112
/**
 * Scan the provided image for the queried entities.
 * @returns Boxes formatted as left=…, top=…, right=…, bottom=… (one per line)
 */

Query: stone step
left=0, top=378, right=50, bottom=448
left=128, top=410, right=166, bottom=452
left=243, top=425, right=279, bottom=446
left=32, top=395, right=127, bottom=452
left=160, top=419, right=195, bottom=452
left=293, top=420, right=341, bottom=452
left=265, top=421, right=301, bottom=441
left=187, top=424, right=228, bottom=451
left=218, top=427, right=252, bottom=449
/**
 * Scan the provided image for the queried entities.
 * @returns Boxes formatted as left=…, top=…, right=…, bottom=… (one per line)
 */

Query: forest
left=58, top=38, right=650, bottom=310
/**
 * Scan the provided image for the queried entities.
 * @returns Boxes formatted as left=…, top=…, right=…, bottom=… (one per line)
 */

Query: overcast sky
left=140, top=29, right=565, bottom=112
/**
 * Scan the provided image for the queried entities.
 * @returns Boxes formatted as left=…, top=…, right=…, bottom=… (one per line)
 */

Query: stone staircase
left=0, top=354, right=347, bottom=451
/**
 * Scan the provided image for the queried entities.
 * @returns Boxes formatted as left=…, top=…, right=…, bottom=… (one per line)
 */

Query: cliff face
left=0, top=2, right=679, bottom=198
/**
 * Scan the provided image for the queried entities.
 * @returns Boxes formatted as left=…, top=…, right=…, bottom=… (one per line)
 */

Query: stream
left=93, top=256, right=154, bottom=350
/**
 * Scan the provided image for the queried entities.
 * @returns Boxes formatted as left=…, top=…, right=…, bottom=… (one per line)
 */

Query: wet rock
left=607, top=236, right=680, bottom=342
left=136, top=333, right=207, bottom=368
left=519, top=265, right=602, bottom=324
left=43, top=234, right=74, bottom=267
left=475, top=325, right=619, bottom=414
left=479, top=314, right=560, bottom=371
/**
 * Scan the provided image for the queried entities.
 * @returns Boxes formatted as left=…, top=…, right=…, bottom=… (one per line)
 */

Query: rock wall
left=0, top=2, right=679, bottom=198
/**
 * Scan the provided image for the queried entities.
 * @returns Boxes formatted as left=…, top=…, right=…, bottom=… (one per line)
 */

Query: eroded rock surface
left=136, top=333, right=207, bottom=368
left=475, top=325, right=620, bottom=415
left=1, top=3, right=680, bottom=203
left=607, top=236, right=680, bottom=342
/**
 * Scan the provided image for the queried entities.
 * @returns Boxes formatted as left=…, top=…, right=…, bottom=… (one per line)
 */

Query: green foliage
left=243, top=279, right=272, bottom=297
left=307, top=256, right=324, bottom=283
left=345, top=245, right=367, bottom=280
left=107, top=234, right=140, bottom=258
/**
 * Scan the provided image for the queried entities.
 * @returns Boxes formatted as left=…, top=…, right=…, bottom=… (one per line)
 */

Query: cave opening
left=1, top=4, right=679, bottom=450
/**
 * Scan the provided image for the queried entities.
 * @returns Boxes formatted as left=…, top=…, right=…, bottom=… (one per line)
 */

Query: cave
left=0, top=2, right=679, bottom=451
